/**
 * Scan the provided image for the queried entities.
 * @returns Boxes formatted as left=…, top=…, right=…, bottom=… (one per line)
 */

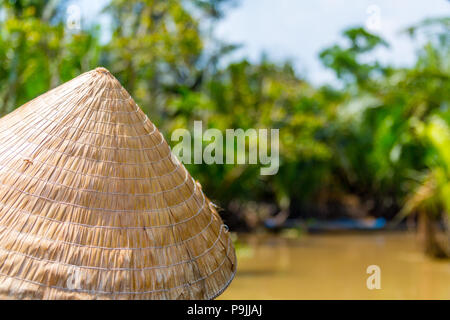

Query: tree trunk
left=418, top=210, right=448, bottom=259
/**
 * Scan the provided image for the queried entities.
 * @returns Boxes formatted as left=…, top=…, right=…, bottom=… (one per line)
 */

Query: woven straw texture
left=0, top=67, right=236, bottom=300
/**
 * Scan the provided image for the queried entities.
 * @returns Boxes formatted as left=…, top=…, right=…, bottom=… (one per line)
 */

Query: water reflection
left=220, top=232, right=450, bottom=299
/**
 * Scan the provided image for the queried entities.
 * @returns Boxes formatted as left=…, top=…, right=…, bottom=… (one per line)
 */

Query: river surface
left=219, top=232, right=450, bottom=299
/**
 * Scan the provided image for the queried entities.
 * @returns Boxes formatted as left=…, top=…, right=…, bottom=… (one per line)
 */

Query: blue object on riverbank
left=307, top=217, right=387, bottom=233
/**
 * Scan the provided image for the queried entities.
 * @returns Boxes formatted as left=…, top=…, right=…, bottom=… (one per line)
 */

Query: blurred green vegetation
left=0, top=1, right=449, bottom=256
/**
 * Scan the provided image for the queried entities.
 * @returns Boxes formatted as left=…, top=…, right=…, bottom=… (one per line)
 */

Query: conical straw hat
left=0, top=67, right=236, bottom=300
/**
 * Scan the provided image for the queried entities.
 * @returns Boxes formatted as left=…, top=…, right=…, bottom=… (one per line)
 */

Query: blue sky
left=79, top=0, right=450, bottom=85
left=214, top=0, right=450, bottom=84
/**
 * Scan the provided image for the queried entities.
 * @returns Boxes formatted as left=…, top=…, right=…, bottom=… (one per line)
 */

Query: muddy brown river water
left=219, top=232, right=450, bottom=299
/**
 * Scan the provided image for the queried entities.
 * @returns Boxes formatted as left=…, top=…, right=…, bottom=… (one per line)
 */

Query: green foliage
left=319, top=27, right=388, bottom=84
left=0, top=0, right=99, bottom=113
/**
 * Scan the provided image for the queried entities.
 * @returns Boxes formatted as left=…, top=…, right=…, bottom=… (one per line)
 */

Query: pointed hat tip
left=94, top=67, right=111, bottom=75
left=90, top=67, right=119, bottom=83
